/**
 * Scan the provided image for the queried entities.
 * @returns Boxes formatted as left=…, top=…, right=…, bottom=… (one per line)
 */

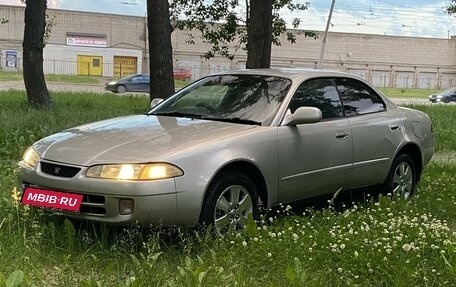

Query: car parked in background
left=106, top=69, right=192, bottom=94
left=428, top=87, right=456, bottom=103
left=173, top=68, right=192, bottom=81
left=19, top=69, right=434, bottom=234
left=105, top=74, right=149, bottom=93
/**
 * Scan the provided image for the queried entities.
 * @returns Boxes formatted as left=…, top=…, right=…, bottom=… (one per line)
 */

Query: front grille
left=80, top=206, right=106, bottom=215
left=83, top=194, right=105, bottom=204
left=40, top=162, right=81, bottom=178
left=80, top=194, right=106, bottom=215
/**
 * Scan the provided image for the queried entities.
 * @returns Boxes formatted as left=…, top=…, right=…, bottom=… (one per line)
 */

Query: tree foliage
left=447, top=0, right=456, bottom=15
left=170, top=0, right=317, bottom=61
left=44, top=13, right=57, bottom=44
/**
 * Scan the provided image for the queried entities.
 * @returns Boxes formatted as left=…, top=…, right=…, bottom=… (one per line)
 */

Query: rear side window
left=289, top=78, right=344, bottom=119
left=334, top=78, right=386, bottom=117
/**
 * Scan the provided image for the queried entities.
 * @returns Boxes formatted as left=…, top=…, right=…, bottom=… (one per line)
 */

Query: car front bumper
left=104, top=85, right=118, bottom=92
left=18, top=162, right=199, bottom=227
left=429, top=98, right=446, bottom=103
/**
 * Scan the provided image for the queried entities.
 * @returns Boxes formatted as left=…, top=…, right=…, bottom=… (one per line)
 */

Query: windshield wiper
left=149, top=111, right=203, bottom=119
left=150, top=112, right=261, bottom=126
left=202, top=117, right=262, bottom=126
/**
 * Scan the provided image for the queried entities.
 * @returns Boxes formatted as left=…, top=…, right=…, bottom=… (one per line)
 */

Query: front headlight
left=108, top=81, right=117, bottom=85
left=85, top=163, right=183, bottom=180
left=437, top=95, right=443, bottom=99
left=21, top=147, right=40, bottom=168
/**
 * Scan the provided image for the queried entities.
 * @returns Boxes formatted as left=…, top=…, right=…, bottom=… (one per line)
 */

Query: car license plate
left=21, top=187, right=83, bottom=212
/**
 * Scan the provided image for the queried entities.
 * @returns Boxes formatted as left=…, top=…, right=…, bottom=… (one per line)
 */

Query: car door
left=139, top=75, right=150, bottom=92
left=278, top=78, right=353, bottom=203
left=127, top=75, right=148, bottom=92
left=334, top=77, right=404, bottom=187
left=450, top=90, right=456, bottom=102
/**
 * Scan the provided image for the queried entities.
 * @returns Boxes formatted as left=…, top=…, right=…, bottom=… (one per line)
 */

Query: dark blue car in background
left=428, top=87, right=456, bottom=103
left=105, top=74, right=150, bottom=93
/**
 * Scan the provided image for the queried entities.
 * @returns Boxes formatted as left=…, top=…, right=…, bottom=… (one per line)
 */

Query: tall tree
left=23, top=0, right=51, bottom=108
left=246, top=0, right=273, bottom=68
left=147, top=0, right=175, bottom=100
left=171, top=0, right=317, bottom=68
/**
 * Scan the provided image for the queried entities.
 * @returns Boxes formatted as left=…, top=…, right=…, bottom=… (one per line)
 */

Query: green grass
left=404, top=104, right=456, bottom=152
left=0, top=71, right=100, bottom=84
left=0, top=91, right=455, bottom=286
left=45, top=74, right=99, bottom=84
left=379, top=87, right=441, bottom=98
left=0, top=71, right=191, bottom=89
left=175, top=79, right=191, bottom=90
left=0, top=71, right=23, bottom=81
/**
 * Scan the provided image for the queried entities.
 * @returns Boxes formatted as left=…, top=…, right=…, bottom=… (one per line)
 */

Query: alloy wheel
left=392, top=161, right=414, bottom=199
left=214, top=184, right=253, bottom=234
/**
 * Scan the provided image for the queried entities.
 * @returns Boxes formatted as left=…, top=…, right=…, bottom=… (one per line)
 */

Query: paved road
left=0, top=80, right=439, bottom=105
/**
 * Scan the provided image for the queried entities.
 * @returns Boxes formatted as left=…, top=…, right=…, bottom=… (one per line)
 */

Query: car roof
left=221, top=68, right=362, bottom=81
left=210, top=68, right=397, bottom=109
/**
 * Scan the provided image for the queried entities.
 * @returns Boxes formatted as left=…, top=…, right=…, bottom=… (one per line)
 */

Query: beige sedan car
left=18, top=69, right=434, bottom=234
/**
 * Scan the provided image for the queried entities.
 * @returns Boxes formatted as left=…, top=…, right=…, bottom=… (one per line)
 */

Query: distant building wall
left=1, top=4, right=456, bottom=88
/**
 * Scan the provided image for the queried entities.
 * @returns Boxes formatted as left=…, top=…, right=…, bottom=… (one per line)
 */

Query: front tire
left=200, top=171, right=259, bottom=235
left=116, top=85, right=126, bottom=93
left=384, top=153, right=417, bottom=200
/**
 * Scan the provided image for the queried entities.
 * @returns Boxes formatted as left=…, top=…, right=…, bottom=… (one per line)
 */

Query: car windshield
left=149, top=74, right=292, bottom=126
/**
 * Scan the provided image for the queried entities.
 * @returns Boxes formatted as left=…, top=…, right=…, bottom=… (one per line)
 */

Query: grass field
left=379, top=88, right=440, bottom=99
left=0, top=71, right=190, bottom=90
left=0, top=71, right=100, bottom=84
left=0, top=91, right=455, bottom=286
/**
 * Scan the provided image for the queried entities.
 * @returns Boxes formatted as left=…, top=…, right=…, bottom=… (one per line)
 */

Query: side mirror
left=150, top=98, right=164, bottom=109
left=282, top=107, right=322, bottom=126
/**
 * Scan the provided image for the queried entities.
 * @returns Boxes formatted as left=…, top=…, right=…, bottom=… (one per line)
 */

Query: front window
left=289, top=78, right=344, bottom=120
left=150, top=74, right=292, bottom=126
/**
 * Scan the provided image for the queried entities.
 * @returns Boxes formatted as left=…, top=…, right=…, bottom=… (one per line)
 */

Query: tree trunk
left=246, top=0, right=273, bottom=69
left=23, top=0, right=51, bottom=108
left=147, top=0, right=175, bottom=100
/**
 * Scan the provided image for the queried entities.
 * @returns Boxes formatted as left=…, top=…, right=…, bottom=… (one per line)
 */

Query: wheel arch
left=395, top=143, right=423, bottom=182
left=201, top=160, right=268, bottom=217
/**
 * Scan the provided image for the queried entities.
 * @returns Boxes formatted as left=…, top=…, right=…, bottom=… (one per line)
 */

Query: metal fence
left=1, top=57, right=454, bottom=89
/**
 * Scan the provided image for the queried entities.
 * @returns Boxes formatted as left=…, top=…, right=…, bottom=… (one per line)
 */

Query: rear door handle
left=335, top=131, right=349, bottom=139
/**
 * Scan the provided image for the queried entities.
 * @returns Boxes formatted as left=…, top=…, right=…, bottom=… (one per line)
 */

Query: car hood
left=33, top=115, right=258, bottom=166
left=429, top=92, right=447, bottom=97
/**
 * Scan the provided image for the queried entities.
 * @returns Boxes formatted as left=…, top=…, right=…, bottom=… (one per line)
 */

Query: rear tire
left=384, top=153, right=417, bottom=200
left=200, top=171, right=259, bottom=235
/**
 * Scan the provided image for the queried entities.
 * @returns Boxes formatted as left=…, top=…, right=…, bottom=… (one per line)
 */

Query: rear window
left=334, top=78, right=386, bottom=117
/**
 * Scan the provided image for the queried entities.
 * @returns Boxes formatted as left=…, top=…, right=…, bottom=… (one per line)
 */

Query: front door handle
left=389, top=124, right=401, bottom=131
left=335, top=131, right=349, bottom=139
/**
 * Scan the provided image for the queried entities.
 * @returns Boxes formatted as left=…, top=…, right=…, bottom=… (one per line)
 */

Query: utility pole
left=318, top=0, right=335, bottom=69
left=143, top=13, right=148, bottom=73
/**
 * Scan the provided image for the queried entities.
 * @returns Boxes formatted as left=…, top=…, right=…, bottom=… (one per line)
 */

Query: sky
left=2, top=0, right=455, bottom=39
